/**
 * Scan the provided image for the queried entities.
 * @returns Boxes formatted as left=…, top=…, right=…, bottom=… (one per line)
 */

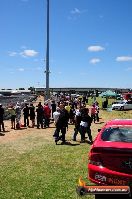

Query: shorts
left=11, top=115, right=16, bottom=122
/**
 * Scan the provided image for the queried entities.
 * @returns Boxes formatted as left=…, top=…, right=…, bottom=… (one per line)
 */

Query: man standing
left=0, top=104, right=5, bottom=132
left=55, top=103, right=69, bottom=144
left=80, top=107, right=93, bottom=143
left=15, top=102, right=21, bottom=129
left=43, top=102, right=51, bottom=128
left=23, top=103, right=30, bottom=127
left=36, top=102, right=44, bottom=129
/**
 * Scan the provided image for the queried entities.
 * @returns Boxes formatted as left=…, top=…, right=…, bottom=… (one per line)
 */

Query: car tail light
left=88, top=150, right=103, bottom=166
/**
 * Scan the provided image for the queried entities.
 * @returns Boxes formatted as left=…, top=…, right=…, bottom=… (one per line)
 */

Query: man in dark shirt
left=36, top=103, right=44, bottom=129
left=80, top=107, right=93, bottom=143
left=51, top=100, right=56, bottom=118
left=55, top=103, right=69, bottom=144
left=23, top=103, right=30, bottom=127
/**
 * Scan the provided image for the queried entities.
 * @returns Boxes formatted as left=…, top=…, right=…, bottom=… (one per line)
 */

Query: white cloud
left=68, top=8, right=87, bottom=20
left=18, top=68, right=24, bottom=72
left=88, top=45, right=105, bottom=52
left=20, top=49, right=38, bottom=57
left=8, top=51, right=17, bottom=56
left=89, top=58, right=101, bottom=64
left=116, top=56, right=132, bottom=62
left=71, top=8, right=81, bottom=14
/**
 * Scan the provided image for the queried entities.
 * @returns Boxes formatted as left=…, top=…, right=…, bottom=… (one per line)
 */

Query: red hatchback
left=88, top=119, right=132, bottom=199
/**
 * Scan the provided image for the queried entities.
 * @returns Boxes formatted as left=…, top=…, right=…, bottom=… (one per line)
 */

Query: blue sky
left=0, top=0, right=132, bottom=89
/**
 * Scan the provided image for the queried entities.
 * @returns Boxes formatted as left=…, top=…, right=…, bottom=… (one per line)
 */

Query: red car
left=88, top=119, right=132, bottom=199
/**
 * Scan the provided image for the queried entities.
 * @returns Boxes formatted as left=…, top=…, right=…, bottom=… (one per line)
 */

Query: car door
left=125, top=101, right=132, bottom=110
left=128, top=101, right=132, bottom=110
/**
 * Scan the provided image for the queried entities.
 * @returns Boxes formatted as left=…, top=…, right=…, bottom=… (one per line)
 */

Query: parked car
left=112, top=100, right=132, bottom=110
left=88, top=119, right=132, bottom=199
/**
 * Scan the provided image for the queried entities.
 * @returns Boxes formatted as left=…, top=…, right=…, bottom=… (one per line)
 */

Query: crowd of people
left=52, top=99, right=100, bottom=145
left=0, top=94, right=100, bottom=145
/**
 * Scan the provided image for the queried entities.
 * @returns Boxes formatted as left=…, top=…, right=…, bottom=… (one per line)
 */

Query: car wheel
left=120, top=106, right=124, bottom=110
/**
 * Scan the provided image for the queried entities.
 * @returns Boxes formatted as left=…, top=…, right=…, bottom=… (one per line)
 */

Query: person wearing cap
left=0, top=104, right=5, bottom=132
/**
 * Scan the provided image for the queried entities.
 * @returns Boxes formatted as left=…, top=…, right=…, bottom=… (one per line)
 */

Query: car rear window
left=101, top=127, right=132, bottom=142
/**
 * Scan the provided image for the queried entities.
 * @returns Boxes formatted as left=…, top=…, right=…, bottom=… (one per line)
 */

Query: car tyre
left=120, top=106, right=124, bottom=110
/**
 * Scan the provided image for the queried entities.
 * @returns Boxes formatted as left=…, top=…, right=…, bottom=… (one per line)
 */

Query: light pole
left=45, top=0, right=50, bottom=100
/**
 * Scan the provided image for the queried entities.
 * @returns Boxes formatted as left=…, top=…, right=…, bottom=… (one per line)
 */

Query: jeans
left=73, top=126, right=80, bottom=141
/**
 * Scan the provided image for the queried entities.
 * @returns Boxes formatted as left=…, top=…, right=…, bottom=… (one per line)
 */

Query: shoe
left=61, top=141, right=66, bottom=145
left=80, top=140, right=85, bottom=143
left=72, top=139, right=76, bottom=141
left=0, top=132, right=5, bottom=136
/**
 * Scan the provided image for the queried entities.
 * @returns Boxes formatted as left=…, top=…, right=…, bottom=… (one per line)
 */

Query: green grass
left=87, top=96, right=118, bottom=107
left=0, top=133, right=94, bottom=199
left=0, top=108, right=132, bottom=199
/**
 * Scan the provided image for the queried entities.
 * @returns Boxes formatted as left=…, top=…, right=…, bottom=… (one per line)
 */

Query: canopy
left=99, top=90, right=117, bottom=97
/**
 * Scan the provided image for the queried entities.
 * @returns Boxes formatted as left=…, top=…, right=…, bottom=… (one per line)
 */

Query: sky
left=0, top=0, right=132, bottom=89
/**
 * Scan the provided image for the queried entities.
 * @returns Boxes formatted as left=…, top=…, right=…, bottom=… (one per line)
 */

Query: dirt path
left=0, top=95, right=50, bottom=144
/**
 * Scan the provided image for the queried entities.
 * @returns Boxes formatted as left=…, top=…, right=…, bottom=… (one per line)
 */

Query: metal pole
left=45, top=0, right=50, bottom=100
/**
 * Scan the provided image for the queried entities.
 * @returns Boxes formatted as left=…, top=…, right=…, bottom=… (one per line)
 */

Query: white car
left=112, top=100, right=132, bottom=110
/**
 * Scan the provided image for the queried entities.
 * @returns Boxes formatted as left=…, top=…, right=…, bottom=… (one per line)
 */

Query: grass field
left=0, top=98, right=132, bottom=199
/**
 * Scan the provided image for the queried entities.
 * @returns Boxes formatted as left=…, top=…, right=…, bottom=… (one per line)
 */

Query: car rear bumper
left=88, top=164, right=132, bottom=186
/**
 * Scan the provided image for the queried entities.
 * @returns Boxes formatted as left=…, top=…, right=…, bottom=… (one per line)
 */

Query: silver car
left=112, top=100, right=132, bottom=110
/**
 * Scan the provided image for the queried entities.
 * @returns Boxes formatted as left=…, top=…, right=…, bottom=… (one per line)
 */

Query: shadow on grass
left=0, top=132, right=5, bottom=136
left=56, top=141, right=80, bottom=146
left=15, top=127, right=27, bottom=130
left=85, top=140, right=93, bottom=145
left=46, top=126, right=56, bottom=129
left=95, top=121, right=105, bottom=124
left=3, top=130, right=10, bottom=133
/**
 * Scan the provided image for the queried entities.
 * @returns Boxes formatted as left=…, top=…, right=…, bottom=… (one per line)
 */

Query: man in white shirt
left=53, top=107, right=60, bottom=125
